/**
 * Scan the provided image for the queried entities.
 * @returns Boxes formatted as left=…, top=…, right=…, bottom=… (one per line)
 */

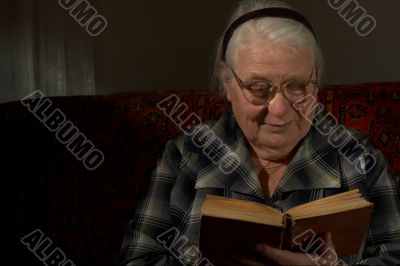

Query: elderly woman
left=120, top=0, right=400, bottom=265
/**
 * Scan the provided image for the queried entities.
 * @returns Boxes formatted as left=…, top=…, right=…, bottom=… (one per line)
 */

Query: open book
left=199, top=189, right=373, bottom=265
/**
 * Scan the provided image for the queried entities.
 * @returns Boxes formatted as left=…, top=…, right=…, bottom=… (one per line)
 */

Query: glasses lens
left=284, top=82, right=316, bottom=104
left=242, top=82, right=316, bottom=106
left=242, top=81, right=273, bottom=105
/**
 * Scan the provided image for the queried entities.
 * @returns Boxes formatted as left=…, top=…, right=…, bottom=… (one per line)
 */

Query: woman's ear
left=218, top=61, right=232, bottom=102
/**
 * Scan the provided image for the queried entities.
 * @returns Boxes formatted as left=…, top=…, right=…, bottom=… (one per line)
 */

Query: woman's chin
left=257, top=136, right=289, bottom=150
left=253, top=142, right=292, bottom=160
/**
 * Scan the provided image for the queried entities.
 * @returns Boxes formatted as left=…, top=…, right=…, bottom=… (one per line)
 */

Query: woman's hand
left=229, top=232, right=343, bottom=266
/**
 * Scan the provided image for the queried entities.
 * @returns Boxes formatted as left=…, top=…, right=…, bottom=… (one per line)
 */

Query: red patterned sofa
left=3, top=83, right=399, bottom=265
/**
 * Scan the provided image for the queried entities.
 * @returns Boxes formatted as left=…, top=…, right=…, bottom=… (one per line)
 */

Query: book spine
left=281, top=214, right=293, bottom=250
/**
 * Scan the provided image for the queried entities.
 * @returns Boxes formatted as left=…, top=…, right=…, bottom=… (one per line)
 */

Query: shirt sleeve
left=119, top=138, right=184, bottom=266
left=353, top=144, right=400, bottom=265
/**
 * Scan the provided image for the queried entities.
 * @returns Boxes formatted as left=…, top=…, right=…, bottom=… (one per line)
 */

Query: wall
left=75, top=0, right=400, bottom=93
left=288, top=0, right=400, bottom=85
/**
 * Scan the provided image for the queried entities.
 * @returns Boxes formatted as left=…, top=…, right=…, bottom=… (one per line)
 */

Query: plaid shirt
left=120, top=109, right=400, bottom=265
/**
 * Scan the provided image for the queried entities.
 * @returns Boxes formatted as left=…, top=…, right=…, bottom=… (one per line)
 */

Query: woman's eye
left=286, top=82, right=306, bottom=93
left=249, top=82, right=270, bottom=91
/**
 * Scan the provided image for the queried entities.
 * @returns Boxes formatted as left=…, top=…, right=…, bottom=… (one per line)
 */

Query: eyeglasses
left=230, top=67, right=319, bottom=106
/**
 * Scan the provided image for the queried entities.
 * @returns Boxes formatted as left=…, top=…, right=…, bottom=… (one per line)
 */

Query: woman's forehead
left=237, top=38, right=313, bottom=62
left=233, top=43, right=314, bottom=78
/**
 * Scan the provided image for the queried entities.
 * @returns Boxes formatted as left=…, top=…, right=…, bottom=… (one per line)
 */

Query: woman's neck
left=249, top=150, right=292, bottom=175
left=250, top=152, right=291, bottom=199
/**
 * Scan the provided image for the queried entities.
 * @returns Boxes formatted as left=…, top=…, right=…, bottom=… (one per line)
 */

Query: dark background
left=92, top=0, right=400, bottom=92
left=1, top=0, right=400, bottom=99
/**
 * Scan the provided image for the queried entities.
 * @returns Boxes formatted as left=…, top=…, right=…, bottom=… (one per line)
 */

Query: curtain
left=0, top=0, right=96, bottom=104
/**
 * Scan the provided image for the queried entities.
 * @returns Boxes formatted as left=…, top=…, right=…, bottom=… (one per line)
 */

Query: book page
left=201, top=195, right=284, bottom=227
left=282, top=189, right=374, bottom=257
left=287, top=189, right=372, bottom=219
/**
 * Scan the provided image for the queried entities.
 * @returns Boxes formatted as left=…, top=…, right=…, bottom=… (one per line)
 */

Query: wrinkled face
left=222, top=39, right=317, bottom=161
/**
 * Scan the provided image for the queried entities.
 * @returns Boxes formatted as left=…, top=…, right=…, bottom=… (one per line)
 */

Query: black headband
left=222, top=7, right=317, bottom=61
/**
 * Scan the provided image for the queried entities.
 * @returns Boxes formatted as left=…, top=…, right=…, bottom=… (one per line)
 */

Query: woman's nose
left=267, top=92, right=291, bottom=117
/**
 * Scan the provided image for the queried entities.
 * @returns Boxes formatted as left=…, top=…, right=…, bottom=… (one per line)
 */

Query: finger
left=316, top=257, right=331, bottom=266
left=324, top=232, right=333, bottom=247
left=316, top=232, right=334, bottom=256
left=230, top=253, right=268, bottom=266
left=255, top=244, right=315, bottom=265
left=317, top=232, right=339, bottom=265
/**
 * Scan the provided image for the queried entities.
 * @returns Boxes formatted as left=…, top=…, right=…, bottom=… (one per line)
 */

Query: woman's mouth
left=263, top=122, right=291, bottom=132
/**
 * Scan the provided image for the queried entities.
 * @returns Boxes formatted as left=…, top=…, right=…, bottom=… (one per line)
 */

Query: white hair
left=213, top=0, right=324, bottom=90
